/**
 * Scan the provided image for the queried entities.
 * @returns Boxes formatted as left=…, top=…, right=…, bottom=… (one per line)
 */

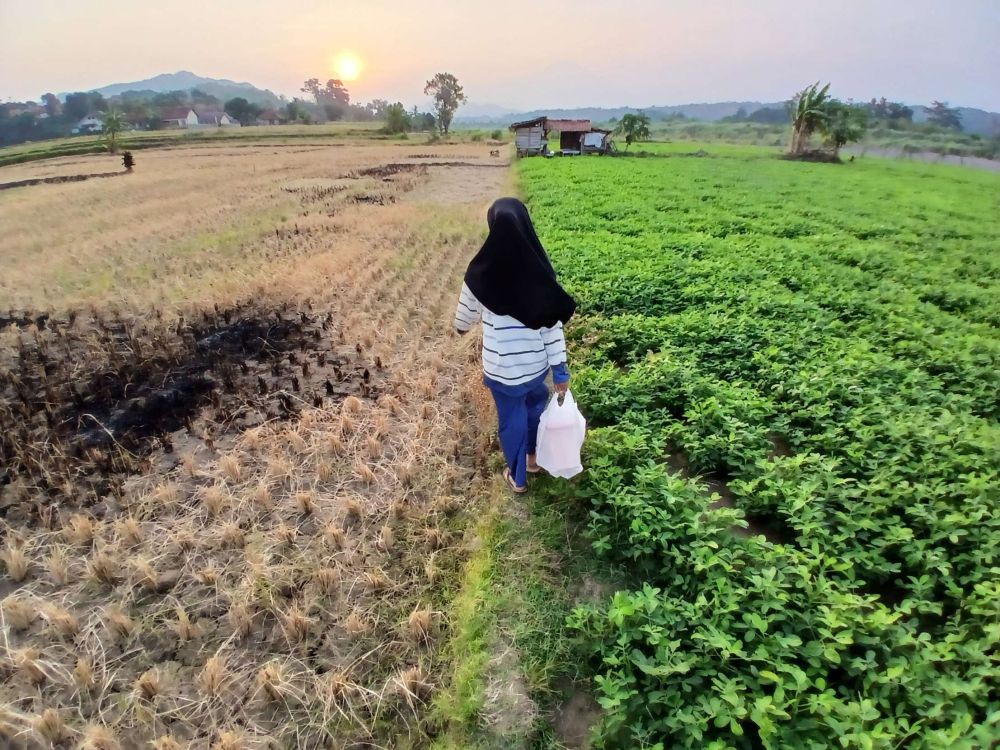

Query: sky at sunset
left=1, top=0, right=998, bottom=111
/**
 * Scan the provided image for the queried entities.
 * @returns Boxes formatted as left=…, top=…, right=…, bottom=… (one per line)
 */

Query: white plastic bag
left=535, top=390, right=587, bottom=479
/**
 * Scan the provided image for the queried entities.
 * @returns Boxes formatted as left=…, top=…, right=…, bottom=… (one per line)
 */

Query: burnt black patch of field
left=0, top=303, right=380, bottom=523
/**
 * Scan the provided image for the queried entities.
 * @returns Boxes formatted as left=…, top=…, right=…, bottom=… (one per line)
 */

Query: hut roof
left=545, top=119, right=592, bottom=132
left=509, top=116, right=547, bottom=130
left=508, top=116, right=593, bottom=132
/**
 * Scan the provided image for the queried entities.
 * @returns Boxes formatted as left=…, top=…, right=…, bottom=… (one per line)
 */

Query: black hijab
left=464, top=197, right=576, bottom=330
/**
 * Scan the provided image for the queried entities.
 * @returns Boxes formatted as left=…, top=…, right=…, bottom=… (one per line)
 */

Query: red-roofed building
left=161, top=107, right=198, bottom=129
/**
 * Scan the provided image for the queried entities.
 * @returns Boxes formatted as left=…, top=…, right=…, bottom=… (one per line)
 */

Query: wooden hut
left=511, top=116, right=548, bottom=156
left=510, top=116, right=613, bottom=156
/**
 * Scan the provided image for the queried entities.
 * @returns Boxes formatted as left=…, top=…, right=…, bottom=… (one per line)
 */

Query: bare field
left=0, top=143, right=509, bottom=310
left=0, top=141, right=512, bottom=748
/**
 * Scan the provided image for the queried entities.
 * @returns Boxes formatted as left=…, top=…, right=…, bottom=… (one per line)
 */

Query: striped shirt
left=455, top=282, right=568, bottom=386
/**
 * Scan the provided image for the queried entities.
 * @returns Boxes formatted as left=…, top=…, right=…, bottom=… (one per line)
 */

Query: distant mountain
left=81, top=71, right=284, bottom=107
left=459, top=101, right=1000, bottom=136
left=457, top=101, right=517, bottom=119
left=456, top=101, right=783, bottom=125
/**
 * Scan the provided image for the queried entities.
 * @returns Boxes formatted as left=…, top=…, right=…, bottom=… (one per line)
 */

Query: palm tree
left=102, top=111, right=126, bottom=154
left=789, top=83, right=831, bottom=155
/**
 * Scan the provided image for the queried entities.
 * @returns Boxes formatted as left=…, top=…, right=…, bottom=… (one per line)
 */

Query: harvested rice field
left=0, top=139, right=523, bottom=749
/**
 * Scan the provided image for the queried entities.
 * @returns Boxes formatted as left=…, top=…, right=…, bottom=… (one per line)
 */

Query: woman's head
left=484, top=197, right=554, bottom=276
left=486, top=197, right=529, bottom=230
left=464, top=196, right=576, bottom=329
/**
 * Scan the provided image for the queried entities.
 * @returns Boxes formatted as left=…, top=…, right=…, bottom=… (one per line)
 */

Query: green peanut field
left=520, top=144, right=1000, bottom=750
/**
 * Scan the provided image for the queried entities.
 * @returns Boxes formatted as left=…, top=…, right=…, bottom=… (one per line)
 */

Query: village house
left=161, top=107, right=199, bottom=129
left=71, top=113, right=105, bottom=134
left=194, top=109, right=240, bottom=128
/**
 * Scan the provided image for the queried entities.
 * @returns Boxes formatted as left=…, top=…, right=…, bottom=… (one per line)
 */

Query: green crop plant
left=520, top=144, right=1000, bottom=749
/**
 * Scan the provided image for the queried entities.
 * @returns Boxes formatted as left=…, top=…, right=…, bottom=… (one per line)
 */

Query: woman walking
left=454, top=197, right=576, bottom=493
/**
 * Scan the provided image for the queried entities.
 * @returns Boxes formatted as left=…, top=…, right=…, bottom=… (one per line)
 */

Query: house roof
left=161, top=107, right=194, bottom=120
left=509, top=116, right=593, bottom=132
left=195, top=109, right=228, bottom=124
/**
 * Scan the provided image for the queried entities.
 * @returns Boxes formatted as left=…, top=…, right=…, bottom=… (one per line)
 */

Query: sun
left=333, top=53, right=362, bottom=82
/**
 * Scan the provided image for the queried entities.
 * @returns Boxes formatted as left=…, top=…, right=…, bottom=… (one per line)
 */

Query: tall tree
left=384, top=102, right=411, bottom=134
left=867, top=97, right=913, bottom=124
left=64, top=92, right=92, bottom=121
left=41, top=93, right=61, bottom=118
left=301, top=78, right=350, bottom=121
left=366, top=99, right=390, bottom=118
left=324, top=79, right=350, bottom=106
left=102, top=111, right=126, bottom=153
left=301, top=78, right=350, bottom=106
left=615, top=112, right=651, bottom=150
left=423, top=73, right=467, bottom=135
left=789, top=82, right=832, bottom=155
left=225, top=97, right=261, bottom=125
left=927, top=101, right=962, bottom=130
left=286, top=99, right=312, bottom=124
left=88, top=92, right=108, bottom=114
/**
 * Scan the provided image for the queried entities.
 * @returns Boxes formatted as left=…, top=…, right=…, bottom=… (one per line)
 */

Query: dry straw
left=0, top=544, right=30, bottom=582
left=32, top=708, right=70, bottom=745
left=0, top=156, right=500, bottom=748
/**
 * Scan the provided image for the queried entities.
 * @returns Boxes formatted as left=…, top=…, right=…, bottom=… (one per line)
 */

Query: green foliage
left=101, top=110, right=126, bottom=153
left=639, top=119, right=999, bottom=159
left=865, top=97, right=913, bottom=126
left=789, top=83, right=871, bottom=157
left=520, top=147, right=1000, bottom=749
left=424, top=72, right=467, bottom=135
left=434, top=490, right=589, bottom=748
left=383, top=102, right=411, bottom=134
left=224, top=97, right=261, bottom=126
left=819, top=101, right=869, bottom=154
left=790, top=82, right=832, bottom=154
left=301, top=77, right=350, bottom=107
left=64, top=91, right=106, bottom=121
left=285, top=99, right=312, bottom=124
left=189, top=88, right=220, bottom=106
left=490, top=129, right=503, bottom=141
left=927, top=101, right=962, bottom=131
left=151, top=89, right=188, bottom=108
left=615, top=112, right=651, bottom=150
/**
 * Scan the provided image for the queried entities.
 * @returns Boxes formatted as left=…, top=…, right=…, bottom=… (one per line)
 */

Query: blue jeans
left=485, top=373, right=551, bottom=489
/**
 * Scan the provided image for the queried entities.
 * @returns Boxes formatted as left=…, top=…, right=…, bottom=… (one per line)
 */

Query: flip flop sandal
left=526, top=464, right=542, bottom=475
left=503, top=468, right=528, bottom=494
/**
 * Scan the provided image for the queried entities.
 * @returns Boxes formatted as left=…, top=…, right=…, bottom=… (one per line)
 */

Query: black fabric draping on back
left=463, top=197, right=576, bottom=330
